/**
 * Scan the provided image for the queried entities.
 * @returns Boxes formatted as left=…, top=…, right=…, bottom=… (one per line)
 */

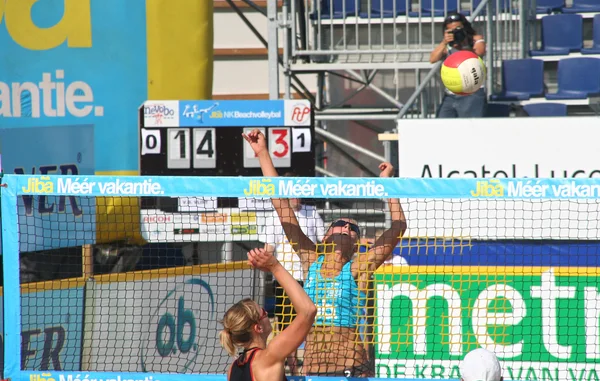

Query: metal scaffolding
left=225, top=0, right=530, bottom=177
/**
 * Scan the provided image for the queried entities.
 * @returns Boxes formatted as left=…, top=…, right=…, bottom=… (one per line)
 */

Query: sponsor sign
left=201, top=213, right=229, bottom=224
left=143, top=101, right=179, bottom=127
left=1, top=126, right=95, bottom=251
left=396, top=118, right=600, bottom=179
left=374, top=267, right=600, bottom=380
left=0, top=0, right=147, bottom=172
left=10, top=175, right=600, bottom=200
left=0, top=287, right=84, bottom=371
left=174, top=100, right=312, bottom=127
left=238, top=197, right=275, bottom=211
left=84, top=270, right=255, bottom=373
left=140, top=209, right=265, bottom=243
left=284, top=100, right=312, bottom=126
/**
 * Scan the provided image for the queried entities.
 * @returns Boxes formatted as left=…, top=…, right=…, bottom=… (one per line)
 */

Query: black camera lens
left=452, top=27, right=467, bottom=44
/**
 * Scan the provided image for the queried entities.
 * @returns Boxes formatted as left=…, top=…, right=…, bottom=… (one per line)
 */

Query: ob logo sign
left=140, top=278, right=215, bottom=373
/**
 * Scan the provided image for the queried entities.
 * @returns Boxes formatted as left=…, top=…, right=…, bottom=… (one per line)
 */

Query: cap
left=460, top=348, right=502, bottom=381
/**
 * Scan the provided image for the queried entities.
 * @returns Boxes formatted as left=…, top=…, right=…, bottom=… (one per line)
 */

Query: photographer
left=430, top=13, right=487, bottom=118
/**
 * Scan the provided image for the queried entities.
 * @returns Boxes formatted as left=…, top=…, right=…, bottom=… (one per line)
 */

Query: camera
left=450, top=27, right=467, bottom=45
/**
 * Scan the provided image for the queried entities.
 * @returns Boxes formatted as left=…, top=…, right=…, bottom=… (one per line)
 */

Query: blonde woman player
left=242, top=129, right=408, bottom=377
left=220, top=248, right=316, bottom=381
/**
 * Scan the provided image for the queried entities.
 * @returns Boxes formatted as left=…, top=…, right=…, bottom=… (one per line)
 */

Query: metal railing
left=289, top=0, right=530, bottom=65
left=281, top=0, right=533, bottom=119
left=395, top=0, right=535, bottom=118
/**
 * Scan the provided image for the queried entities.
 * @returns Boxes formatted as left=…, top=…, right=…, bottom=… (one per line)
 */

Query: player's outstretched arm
left=354, top=163, right=407, bottom=275
left=247, top=248, right=317, bottom=366
left=242, top=129, right=317, bottom=259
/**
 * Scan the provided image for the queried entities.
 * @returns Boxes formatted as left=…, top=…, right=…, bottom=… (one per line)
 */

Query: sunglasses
left=329, top=220, right=361, bottom=237
left=445, top=13, right=462, bottom=22
left=258, top=307, right=268, bottom=321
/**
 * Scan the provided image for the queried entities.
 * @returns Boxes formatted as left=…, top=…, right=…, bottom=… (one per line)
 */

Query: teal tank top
left=304, top=255, right=366, bottom=328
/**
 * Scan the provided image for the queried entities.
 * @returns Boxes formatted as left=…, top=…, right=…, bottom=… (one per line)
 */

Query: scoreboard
left=138, top=99, right=316, bottom=243
left=139, top=99, right=315, bottom=177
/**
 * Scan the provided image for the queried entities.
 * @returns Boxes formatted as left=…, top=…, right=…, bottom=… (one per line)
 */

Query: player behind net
left=242, top=129, right=408, bottom=377
left=220, top=248, right=317, bottom=381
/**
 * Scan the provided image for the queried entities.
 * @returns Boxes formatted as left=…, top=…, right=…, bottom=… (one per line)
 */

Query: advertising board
left=84, top=266, right=255, bottom=373
left=375, top=267, right=600, bottom=380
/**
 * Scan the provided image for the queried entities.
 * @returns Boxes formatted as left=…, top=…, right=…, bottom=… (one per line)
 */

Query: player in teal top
left=243, top=129, right=408, bottom=377
left=304, top=240, right=366, bottom=328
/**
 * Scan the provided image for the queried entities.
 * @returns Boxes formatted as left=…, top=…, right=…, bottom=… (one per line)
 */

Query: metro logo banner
left=374, top=267, right=600, bottom=380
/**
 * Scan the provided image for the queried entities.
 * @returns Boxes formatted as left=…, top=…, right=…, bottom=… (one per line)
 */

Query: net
left=3, top=175, right=600, bottom=381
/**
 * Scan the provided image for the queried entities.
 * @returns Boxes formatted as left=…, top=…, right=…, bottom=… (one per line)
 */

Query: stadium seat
left=582, top=14, right=600, bottom=54
left=490, top=59, right=545, bottom=101
left=546, top=57, right=600, bottom=99
left=530, top=14, right=583, bottom=56
left=562, top=0, right=600, bottom=13
left=360, top=0, right=407, bottom=17
left=486, top=103, right=511, bottom=117
left=408, top=0, right=458, bottom=17
left=462, top=0, right=512, bottom=15
left=311, top=0, right=360, bottom=19
left=522, top=103, right=567, bottom=116
left=534, top=0, right=565, bottom=13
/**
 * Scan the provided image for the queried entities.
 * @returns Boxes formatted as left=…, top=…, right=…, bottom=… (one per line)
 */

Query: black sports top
left=229, top=347, right=289, bottom=381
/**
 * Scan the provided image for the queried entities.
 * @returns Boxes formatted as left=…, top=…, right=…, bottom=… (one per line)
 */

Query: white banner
left=397, top=117, right=600, bottom=179
left=396, top=117, right=600, bottom=240
left=84, top=268, right=255, bottom=373
left=141, top=209, right=268, bottom=243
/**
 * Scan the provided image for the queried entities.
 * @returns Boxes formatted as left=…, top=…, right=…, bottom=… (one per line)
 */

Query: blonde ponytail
left=219, top=298, right=261, bottom=356
left=219, top=329, right=237, bottom=357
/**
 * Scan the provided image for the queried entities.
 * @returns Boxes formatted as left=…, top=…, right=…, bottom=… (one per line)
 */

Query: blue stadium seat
left=360, top=0, right=407, bottom=17
left=562, top=0, right=600, bottom=13
left=534, top=0, right=564, bottom=13
left=530, top=14, right=583, bottom=56
left=523, top=102, right=568, bottom=116
left=582, top=14, right=600, bottom=54
left=486, top=103, right=511, bottom=117
left=546, top=57, right=600, bottom=99
left=408, top=0, right=458, bottom=17
left=490, top=59, right=545, bottom=101
left=462, top=0, right=512, bottom=15
left=311, top=0, right=360, bottom=19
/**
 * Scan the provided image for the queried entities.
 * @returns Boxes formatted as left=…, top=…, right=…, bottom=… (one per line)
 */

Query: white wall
left=213, top=7, right=318, bottom=97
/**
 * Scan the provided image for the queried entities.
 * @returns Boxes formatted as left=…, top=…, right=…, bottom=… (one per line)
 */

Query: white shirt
left=259, top=205, right=326, bottom=281
left=383, top=255, right=409, bottom=266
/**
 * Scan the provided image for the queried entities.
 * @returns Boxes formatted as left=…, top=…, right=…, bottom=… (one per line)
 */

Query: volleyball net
left=2, top=175, right=600, bottom=381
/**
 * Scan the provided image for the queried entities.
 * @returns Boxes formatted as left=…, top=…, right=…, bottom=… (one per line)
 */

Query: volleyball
left=440, top=50, right=486, bottom=95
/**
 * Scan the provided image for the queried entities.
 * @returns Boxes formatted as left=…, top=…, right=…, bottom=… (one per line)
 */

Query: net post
left=1, top=175, right=22, bottom=381
left=82, top=244, right=94, bottom=279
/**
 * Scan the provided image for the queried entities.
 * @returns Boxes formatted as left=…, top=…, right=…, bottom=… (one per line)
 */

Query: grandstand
left=217, top=0, right=600, bottom=177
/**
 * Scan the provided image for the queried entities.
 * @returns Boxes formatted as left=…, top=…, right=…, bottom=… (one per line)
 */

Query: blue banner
left=385, top=239, right=600, bottom=267
left=0, top=126, right=95, bottom=252
left=22, top=374, right=423, bottom=381
left=1, top=287, right=83, bottom=371
left=5, top=175, right=600, bottom=200
left=0, top=0, right=147, bottom=172
left=178, top=100, right=285, bottom=127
